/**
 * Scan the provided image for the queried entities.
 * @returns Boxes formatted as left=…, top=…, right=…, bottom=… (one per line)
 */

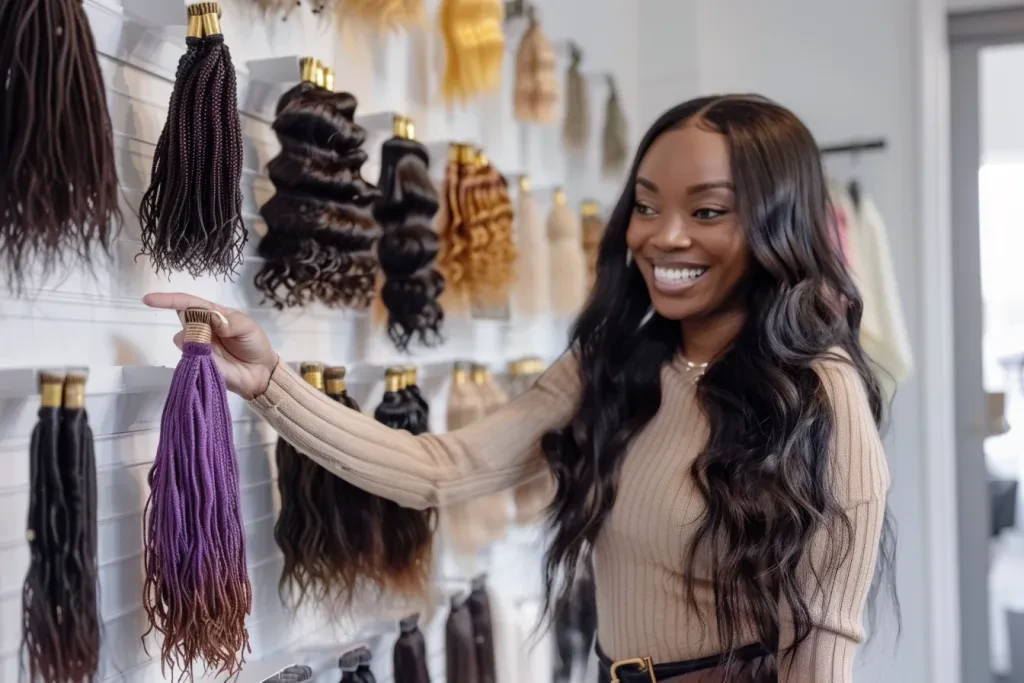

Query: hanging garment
left=447, top=596, right=480, bottom=683
left=835, top=188, right=913, bottom=397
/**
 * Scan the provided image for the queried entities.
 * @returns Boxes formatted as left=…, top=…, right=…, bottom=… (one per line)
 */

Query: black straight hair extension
left=20, top=373, right=66, bottom=683
left=138, top=2, right=247, bottom=278
left=467, top=578, right=496, bottom=683
left=374, top=368, right=435, bottom=597
left=393, top=615, right=431, bottom=683
left=56, top=374, right=101, bottom=682
left=374, top=117, right=445, bottom=350
left=0, top=0, right=122, bottom=293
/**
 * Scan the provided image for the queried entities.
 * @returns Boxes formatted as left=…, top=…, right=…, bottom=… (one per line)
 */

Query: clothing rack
left=820, top=138, right=888, bottom=155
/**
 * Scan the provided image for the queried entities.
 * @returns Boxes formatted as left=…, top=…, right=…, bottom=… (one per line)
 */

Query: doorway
left=949, top=7, right=1024, bottom=683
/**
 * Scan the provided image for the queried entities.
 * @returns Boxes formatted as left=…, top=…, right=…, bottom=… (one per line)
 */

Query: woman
left=145, top=94, right=896, bottom=682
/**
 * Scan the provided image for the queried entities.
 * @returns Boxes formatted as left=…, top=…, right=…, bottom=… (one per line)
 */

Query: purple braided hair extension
left=143, top=308, right=250, bottom=678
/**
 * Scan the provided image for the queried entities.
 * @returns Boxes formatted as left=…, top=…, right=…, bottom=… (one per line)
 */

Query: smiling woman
left=143, top=94, right=896, bottom=683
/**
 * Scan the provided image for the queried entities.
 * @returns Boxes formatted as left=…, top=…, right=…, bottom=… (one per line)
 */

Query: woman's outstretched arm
left=143, top=292, right=580, bottom=510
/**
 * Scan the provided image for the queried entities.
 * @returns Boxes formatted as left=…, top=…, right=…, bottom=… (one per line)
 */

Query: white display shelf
left=0, top=366, right=175, bottom=400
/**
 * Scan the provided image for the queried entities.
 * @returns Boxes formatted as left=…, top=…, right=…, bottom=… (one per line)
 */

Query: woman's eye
left=634, top=202, right=656, bottom=217
left=693, top=208, right=726, bottom=220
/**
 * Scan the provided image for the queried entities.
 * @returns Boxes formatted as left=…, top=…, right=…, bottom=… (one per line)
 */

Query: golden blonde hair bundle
left=513, top=17, right=558, bottom=124
left=580, top=200, right=605, bottom=290
left=440, top=0, right=506, bottom=104
left=510, top=176, right=550, bottom=318
left=547, top=189, right=588, bottom=316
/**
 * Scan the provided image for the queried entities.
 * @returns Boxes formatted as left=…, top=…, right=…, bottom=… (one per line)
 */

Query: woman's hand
left=143, top=293, right=278, bottom=400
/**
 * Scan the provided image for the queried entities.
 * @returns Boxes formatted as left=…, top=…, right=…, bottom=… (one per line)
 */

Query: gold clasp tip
left=609, top=656, right=655, bottom=683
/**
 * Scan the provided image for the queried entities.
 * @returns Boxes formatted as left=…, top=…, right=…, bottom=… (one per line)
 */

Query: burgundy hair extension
left=143, top=308, right=250, bottom=677
left=137, top=3, right=247, bottom=278
left=0, top=0, right=122, bottom=293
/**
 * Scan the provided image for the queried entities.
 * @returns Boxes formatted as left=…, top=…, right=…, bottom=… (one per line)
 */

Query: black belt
left=596, top=642, right=771, bottom=682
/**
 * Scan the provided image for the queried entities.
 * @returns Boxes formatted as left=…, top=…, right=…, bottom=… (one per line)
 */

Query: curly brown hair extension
left=436, top=146, right=473, bottom=311
left=467, top=155, right=516, bottom=309
left=255, top=86, right=381, bottom=309
left=137, top=8, right=247, bottom=279
left=374, top=120, right=445, bottom=351
left=0, top=0, right=122, bottom=293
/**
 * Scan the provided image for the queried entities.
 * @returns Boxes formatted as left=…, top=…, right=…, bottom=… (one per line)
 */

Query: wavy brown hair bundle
left=0, top=0, right=121, bottom=293
left=255, top=73, right=381, bottom=309
left=373, top=368, right=435, bottom=598
left=138, top=3, right=247, bottom=279
left=513, top=16, right=558, bottom=124
left=374, top=117, right=445, bottom=351
left=21, top=374, right=101, bottom=683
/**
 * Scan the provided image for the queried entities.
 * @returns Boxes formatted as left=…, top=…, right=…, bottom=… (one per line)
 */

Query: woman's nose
left=650, top=216, right=693, bottom=250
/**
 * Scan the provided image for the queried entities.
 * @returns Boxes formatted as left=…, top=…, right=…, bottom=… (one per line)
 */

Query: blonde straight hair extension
left=547, top=189, right=588, bottom=316
left=561, top=44, right=590, bottom=151
left=513, top=17, right=558, bottom=124
left=510, top=177, right=550, bottom=318
left=580, top=200, right=605, bottom=291
left=601, top=75, right=629, bottom=176
left=439, top=0, right=505, bottom=104
left=335, top=0, right=425, bottom=33
left=507, top=359, right=555, bottom=524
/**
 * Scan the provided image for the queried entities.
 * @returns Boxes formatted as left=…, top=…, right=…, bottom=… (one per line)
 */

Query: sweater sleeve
left=779, top=358, right=890, bottom=682
left=248, top=353, right=581, bottom=510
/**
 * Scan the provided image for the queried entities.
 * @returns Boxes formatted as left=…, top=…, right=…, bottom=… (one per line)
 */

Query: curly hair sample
left=0, top=0, right=122, bottom=293
left=546, top=189, right=587, bottom=316
left=513, top=16, right=558, bottom=124
left=437, top=145, right=474, bottom=313
left=373, top=368, right=435, bottom=597
left=255, top=73, right=382, bottom=310
left=540, top=96, right=898, bottom=670
left=137, top=4, right=247, bottom=278
left=465, top=154, right=516, bottom=311
left=374, top=118, right=446, bottom=350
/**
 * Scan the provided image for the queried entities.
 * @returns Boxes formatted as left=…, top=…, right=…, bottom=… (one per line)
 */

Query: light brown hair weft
left=0, top=0, right=122, bottom=293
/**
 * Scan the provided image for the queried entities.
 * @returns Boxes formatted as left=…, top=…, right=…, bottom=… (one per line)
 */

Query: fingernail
left=212, top=311, right=228, bottom=327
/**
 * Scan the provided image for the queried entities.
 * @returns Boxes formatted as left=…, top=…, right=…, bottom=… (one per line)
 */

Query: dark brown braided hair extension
left=255, top=82, right=382, bottom=309
left=374, top=117, right=445, bottom=351
left=373, top=368, right=435, bottom=598
left=137, top=3, right=247, bottom=278
left=0, top=0, right=121, bottom=293
left=21, top=374, right=65, bottom=683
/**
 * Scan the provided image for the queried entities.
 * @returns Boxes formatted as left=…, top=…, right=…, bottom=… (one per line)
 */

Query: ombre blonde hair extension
left=513, top=16, right=558, bottom=124
left=547, top=188, right=588, bottom=316
left=562, top=43, right=590, bottom=151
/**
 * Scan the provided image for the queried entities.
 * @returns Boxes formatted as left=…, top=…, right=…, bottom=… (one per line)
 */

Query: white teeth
left=653, top=266, right=707, bottom=282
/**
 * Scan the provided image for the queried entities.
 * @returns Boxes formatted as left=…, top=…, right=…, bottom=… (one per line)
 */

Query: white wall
left=981, top=43, right=1024, bottom=163
left=637, top=1, right=936, bottom=681
left=949, top=0, right=1023, bottom=12
left=0, top=1, right=639, bottom=682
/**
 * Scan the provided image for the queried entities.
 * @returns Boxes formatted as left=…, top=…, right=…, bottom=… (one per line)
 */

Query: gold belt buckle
left=610, top=656, right=656, bottom=683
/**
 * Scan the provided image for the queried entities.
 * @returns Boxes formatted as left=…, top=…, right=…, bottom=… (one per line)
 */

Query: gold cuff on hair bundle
left=300, top=57, right=320, bottom=84
left=187, top=2, right=223, bottom=39
left=63, top=375, right=87, bottom=410
left=183, top=308, right=215, bottom=344
left=39, top=373, right=65, bottom=409
left=324, top=367, right=347, bottom=395
left=301, top=363, right=325, bottom=391
left=393, top=115, right=416, bottom=141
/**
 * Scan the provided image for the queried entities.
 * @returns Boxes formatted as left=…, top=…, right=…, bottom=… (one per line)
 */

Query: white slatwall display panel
left=0, top=0, right=610, bottom=681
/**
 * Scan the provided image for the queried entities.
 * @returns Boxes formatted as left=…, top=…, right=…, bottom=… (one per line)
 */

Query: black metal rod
left=820, top=138, right=887, bottom=155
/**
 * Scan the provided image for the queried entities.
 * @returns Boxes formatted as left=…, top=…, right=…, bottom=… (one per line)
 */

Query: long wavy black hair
left=540, top=94, right=898, bottom=667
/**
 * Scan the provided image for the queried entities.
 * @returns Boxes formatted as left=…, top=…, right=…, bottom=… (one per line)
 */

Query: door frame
left=946, top=7, right=1024, bottom=683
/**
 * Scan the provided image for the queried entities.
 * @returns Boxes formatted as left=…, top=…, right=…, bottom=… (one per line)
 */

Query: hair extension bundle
left=506, top=359, right=555, bottom=525
left=513, top=16, right=558, bottom=124
left=439, top=0, right=505, bottom=104
left=339, top=645, right=377, bottom=683
left=401, top=367, right=431, bottom=433
left=143, top=308, right=250, bottom=677
left=442, top=365, right=510, bottom=554
left=255, top=62, right=382, bottom=309
left=374, top=116, right=445, bottom=350
left=0, top=0, right=122, bottom=293
left=354, top=646, right=377, bottom=683
left=547, top=189, right=587, bottom=316
left=600, top=76, right=629, bottom=176
left=394, top=615, right=432, bottom=683
left=467, top=577, right=496, bottom=683
left=509, top=177, right=550, bottom=318
left=437, top=144, right=475, bottom=313
left=20, top=374, right=65, bottom=683
left=138, top=2, right=247, bottom=278
left=373, top=368, right=435, bottom=597
left=335, top=0, right=425, bottom=33
left=445, top=595, right=480, bottom=683
left=465, top=153, right=517, bottom=312
left=580, top=201, right=605, bottom=290
left=275, top=363, right=346, bottom=608
left=561, top=44, right=590, bottom=152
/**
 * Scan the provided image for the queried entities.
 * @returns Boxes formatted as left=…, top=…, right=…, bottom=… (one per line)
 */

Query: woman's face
left=626, top=122, right=751, bottom=322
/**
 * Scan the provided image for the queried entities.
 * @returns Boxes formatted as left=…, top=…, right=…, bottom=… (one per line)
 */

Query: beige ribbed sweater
left=250, top=353, right=888, bottom=682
